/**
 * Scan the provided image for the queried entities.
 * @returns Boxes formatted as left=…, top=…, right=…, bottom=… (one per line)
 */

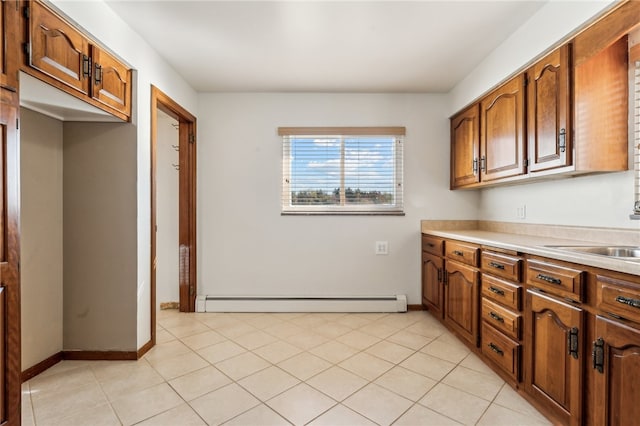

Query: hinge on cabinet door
left=592, top=337, right=604, bottom=373
left=189, top=286, right=195, bottom=296
left=22, top=42, right=30, bottom=57
left=558, top=128, right=566, bottom=153
left=189, top=133, right=195, bottom=144
left=443, top=270, right=448, bottom=286
left=437, top=268, right=442, bottom=283
left=524, top=158, right=529, bottom=167
left=16, top=118, right=19, bottom=130
left=472, top=158, right=478, bottom=174
left=567, top=327, right=579, bottom=359
left=22, top=5, right=29, bottom=19
left=82, top=55, right=91, bottom=79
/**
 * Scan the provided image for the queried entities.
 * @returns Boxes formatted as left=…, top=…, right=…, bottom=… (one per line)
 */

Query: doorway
left=150, top=86, right=197, bottom=344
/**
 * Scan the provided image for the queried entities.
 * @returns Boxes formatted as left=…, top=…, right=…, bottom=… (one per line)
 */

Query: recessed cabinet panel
left=480, top=75, right=526, bottom=182
left=422, top=252, right=444, bottom=318
left=593, top=316, right=640, bottom=426
left=525, top=289, right=582, bottom=425
left=91, top=46, right=131, bottom=116
left=445, top=261, right=479, bottom=346
left=450, top=104, right=480, bottom=188
left=527, top=45, right=571, bottom=172
left=29, top=0, right=90, bottom=94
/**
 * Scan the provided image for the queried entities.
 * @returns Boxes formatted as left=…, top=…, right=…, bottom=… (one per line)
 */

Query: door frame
left=150, top=86, right=197, bottom=343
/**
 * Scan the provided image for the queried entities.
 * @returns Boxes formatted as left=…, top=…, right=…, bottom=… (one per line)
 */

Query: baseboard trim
left=407, top=304, right=425, bottom=311
left=62, top=350, right=138, bottom=361
left=21, top=352, right=63, bottom=383
left=137, top=340, right=154, bottom=358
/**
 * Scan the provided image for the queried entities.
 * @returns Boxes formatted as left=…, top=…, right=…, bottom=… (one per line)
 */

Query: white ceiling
left=105, top=1, right=547, bottom=93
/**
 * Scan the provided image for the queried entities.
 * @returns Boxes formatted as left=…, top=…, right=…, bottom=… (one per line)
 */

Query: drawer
left=445, top=240, right=479, bottom=267
left=481, top=322, right=520, bottom=381
left=482, top=274, right=522, bottom=311
left=482, top=298, right=521, bottom=340
left=422, top=234, right=444, bottom=256
left=526, top=259, right=584, bottom=302
left=596, top=274, right=640, bottom=324
left=481, top=251, right=522, bottom=282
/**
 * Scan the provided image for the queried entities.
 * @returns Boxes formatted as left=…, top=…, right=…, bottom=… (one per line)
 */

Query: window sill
left=281, top=211, right=405, bottom=216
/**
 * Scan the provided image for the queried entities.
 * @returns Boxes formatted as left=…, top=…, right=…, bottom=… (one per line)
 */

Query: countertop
left=421, top=221, right=640, bottom=277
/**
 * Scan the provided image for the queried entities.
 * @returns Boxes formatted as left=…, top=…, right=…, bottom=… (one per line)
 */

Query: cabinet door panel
left=450, top=104, right=480, bottom=188
left=480, top=75, right=526, bottom=181
left=527, top=45, right=571, bottom=172
left=91, top=46, right=131, bottom=116
left=525, top=289, right=582, bottom=425
left=445, top=261, right=479, bottom=346
left=593, top=316, right=640, bottom=426
left=28, top=0, right=90, bottom=94
left=422, top=252, right=443, bottom=318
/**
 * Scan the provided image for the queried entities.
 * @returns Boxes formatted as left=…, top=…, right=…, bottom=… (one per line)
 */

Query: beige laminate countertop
left=421, top=224, right=640, bottom=277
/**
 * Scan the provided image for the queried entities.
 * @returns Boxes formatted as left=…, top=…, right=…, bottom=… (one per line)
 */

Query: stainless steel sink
left=546, top=245, right=640, bottom=260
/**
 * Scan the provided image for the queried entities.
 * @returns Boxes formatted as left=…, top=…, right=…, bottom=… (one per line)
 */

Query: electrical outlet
left=375, top=241, right=388, bottom=255
left=516, top=205, right=527, bottom=219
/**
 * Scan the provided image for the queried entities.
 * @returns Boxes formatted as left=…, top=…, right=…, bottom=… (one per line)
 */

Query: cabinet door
left=422, top=252, right=443, bottom=318
left=91, top=45, right=131, bottom=117
left=1, top=0, right=19, bottom=91
left=28, top=0, right=91, bottom=95
left=0, top=89, right=20, bottom=426
left=592, top=316, right=640, bottom=426
left=527, top=45, right=571, bottom=172
left=480, top=75, right=526, bottom=182
left=445, top=261, right=479, bottom=346
left=525, top=289, right=583, bottom=425
left=0, top=1, right=7, bottom=89
left=450, top=104, right=480, bottom=188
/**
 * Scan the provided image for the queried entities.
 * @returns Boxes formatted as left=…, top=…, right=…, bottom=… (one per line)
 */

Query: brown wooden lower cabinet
left=444, top=260, right=479, bottom=346
left=524, top=289, right=583, bottom=425
left=591, top=315, right=640, bottom=426
left=422, top=252, right=444, bottom=319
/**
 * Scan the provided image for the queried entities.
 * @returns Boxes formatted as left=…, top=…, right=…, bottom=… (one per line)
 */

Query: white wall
left=20, top=108, right=64, bottom=369
left=51, top=0, right=199, bottom=348
left=449, top=0, right=638, bottom=230
left=197, top=93, right=478, bottom=304
left=156, top=111, right=180, bottom=308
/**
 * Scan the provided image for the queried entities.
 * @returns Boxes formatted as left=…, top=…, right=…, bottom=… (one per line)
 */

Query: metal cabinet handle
left=453, top=250, right=464, bottom=257
left=489, top=312, right=504, bottom=323
left=488, top=343, right=503, bottom=356
left=592, top=337, right=604, bottom=373
left=615, top=295, right=640, bottom=309
left=489, top=262, right=505, bottom=270
left=488, top=286, right=505, bottom=296
left=536, top=273, right=562, bottom=285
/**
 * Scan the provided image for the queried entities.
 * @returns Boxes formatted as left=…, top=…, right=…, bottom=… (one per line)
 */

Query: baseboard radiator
left=196, top=294, right=407, bottom=313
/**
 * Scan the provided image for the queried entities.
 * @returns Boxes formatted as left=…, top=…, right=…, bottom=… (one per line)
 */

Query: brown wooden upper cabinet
left=450, top=104, right=480, bottom=188
left=480, top=74, right=526, bottom=182
left=526, top=44, right=572, bottom=173
left=24, top=0, right=132, bottom=120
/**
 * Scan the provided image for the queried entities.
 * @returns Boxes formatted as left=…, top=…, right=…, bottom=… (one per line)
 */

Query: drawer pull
left=488, top=343, right=504, bottom=356
left=615, top=295, right=640, bottom=309
left=453, top=250, right=464, bottom=257
left=489, top=262, right=505, bottom=270
left=488, top=286, right=505, bottom=296
left=536, top=274, right=562, bottom=285
left=592, top=338, right=604, bottom=374
left=427, top=243, right=435, bottom=247
left=489, top=312, right=504, bottom=323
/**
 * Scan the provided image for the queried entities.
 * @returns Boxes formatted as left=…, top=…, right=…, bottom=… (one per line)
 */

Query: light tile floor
left=22, top=310, right=552, bottom=425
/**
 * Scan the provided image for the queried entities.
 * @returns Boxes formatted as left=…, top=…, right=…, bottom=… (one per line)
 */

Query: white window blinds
left=279, top=127, right=405, bottom=215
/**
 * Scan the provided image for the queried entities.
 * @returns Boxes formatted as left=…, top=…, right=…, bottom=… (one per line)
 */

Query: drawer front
left=445, top=241, right=479, bottom=267
left=481, top=322, right=520, bottom=380
left=481, top=251, right=522, bottom=282
left=482, top=298, right=520, bottom=339
left=596, top=274, right=640, bottom=324
left=422, top=235, right=444, bottom=256
left=481, top=274, right=522, bottom=311
left=526, top=259, right=584, bottom=301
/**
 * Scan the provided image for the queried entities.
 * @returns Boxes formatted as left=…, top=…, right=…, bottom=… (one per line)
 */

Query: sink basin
left=546, top=245, right=640, bottom=260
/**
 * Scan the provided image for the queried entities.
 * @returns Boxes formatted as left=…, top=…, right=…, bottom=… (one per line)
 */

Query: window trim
left=279, top=127, right=406, bottom=216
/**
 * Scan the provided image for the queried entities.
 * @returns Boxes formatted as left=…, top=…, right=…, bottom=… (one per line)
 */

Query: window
left=279, top=127, right=405, bottom=215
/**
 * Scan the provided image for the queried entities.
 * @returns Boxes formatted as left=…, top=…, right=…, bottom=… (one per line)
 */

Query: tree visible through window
left=279, top=127, right=405, bottom=214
